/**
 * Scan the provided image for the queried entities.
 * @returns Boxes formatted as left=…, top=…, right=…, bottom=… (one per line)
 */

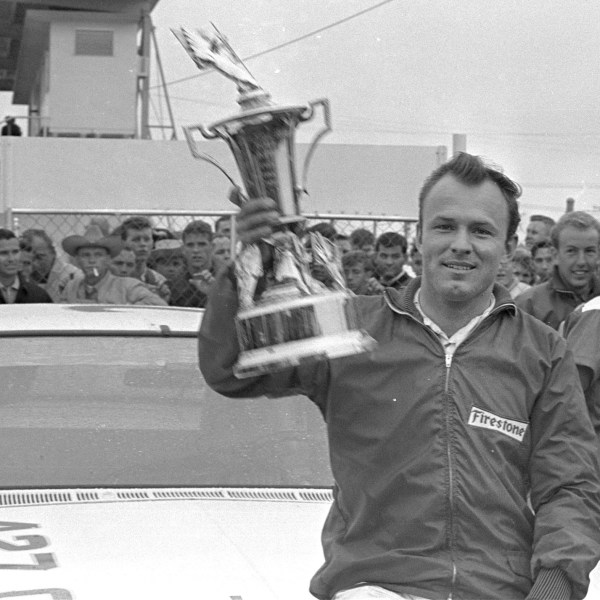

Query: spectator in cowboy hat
left=59, top=231, right=166, bottom=306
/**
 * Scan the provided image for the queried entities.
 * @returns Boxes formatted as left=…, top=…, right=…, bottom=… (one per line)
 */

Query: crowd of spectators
left=1, top=207, right=600, bottom=335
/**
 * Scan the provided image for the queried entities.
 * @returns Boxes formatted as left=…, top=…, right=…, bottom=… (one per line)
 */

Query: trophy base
left=233, top=330, right=376, bottom=379
left=233, top=290, right=376, bottom=379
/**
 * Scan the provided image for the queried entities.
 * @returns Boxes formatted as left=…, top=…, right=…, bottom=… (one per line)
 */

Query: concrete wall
left=0, top=137, right=446, bottom=223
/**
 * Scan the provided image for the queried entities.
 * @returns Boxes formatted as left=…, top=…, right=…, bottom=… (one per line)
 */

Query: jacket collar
left=548, top=265, right=600, bottom=298
left=384, top=276, right=516, bottom=317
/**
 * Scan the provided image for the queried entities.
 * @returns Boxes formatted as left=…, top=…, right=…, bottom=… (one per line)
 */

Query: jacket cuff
left=525, top=568, right=571, bottom=600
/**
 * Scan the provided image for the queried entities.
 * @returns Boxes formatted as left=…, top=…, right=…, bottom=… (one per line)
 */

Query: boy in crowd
left=0, top=229, right=52, bottom=303
left=342, top=250, right=374, bottom=295
left=530, top=239, right=554, bottom=283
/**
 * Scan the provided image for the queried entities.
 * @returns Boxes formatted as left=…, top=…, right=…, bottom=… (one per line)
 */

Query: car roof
left=0, top=304, right=203, bottom=337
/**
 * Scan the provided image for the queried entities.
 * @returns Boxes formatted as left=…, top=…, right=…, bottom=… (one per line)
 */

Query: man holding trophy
left=177, top=26, right=600, bottom=600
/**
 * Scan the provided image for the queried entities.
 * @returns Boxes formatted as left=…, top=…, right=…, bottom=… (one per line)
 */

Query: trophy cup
left=174, top=25, right=376, bottom=378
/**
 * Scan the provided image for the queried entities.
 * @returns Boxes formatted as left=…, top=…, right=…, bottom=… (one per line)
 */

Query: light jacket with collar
left=60, top=271, right=167, bottom=305
left=198, top=273, right=600, bottom=600
left=40, top=257, right=81, bottom=302
left=515, top=266, right=600, bottom=330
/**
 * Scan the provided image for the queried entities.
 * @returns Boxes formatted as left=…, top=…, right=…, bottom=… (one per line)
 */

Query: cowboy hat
left=62, top=231, right=123, bottom=258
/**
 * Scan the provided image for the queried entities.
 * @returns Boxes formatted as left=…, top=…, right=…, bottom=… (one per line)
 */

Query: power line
left=155, top=0, right=397, bottom=90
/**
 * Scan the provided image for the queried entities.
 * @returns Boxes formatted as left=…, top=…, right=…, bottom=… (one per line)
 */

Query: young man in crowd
left=342, top=250, right=374, bottom=295
left=211, top=234, right=232, bottom=273
left=530, top=239, right=554, bottom=283
left=215, top=215, right=234, bottom=237
left=349, top=228, right=375, bottom=255
left=334, top=233, right=352, bottom=257
left=372, top=231, right=412, bottom=291
left=199, top=153, right=600, bottom=600
left=109, top=244, right=137, bottom=278
left=524, top=214, right=555, bottom=249
left=60, top=232, right=166, bottom=305
left=516, top=211, right=600, bottom=330
left=169, top=219, right=213, bottom=307
left=0, top=229, right=52, bottom=303
left=20, top=228, right=81, bottom=302
left=119, top=216, right=170, bottom=303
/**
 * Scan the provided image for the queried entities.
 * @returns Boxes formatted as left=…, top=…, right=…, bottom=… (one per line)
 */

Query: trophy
left=174, top=25, right=376, bottom=378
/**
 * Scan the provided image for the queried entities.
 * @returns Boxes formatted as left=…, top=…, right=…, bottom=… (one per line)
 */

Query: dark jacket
left=199, top=273, right=600, bottom=600
left=515, top=266, right=600, bottom=330
left=168, top=271, right=207, bottom=308
left=0, top=278, right=53, bottom=304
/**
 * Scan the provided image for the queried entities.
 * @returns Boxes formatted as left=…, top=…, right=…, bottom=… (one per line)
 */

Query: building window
left=75, top=30, right=114, bottom=56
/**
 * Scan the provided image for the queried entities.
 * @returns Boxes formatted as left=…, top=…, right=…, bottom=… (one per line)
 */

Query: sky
left=2, top=0, right=600, bottom=224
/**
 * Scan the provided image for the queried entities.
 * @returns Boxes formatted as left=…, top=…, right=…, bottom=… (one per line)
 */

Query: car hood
left=0, top=487, right=332, bottom=600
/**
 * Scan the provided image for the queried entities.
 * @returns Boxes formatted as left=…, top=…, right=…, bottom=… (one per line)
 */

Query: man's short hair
left=334, top=233, right=349, bottom=242
left=418, top=152, right=522, bottom=242
left=20, top=228, right=56, bottom=253
left=342, top=250, right=373, bottom=272
left=182, top=220, right=213, bottom=242
left=0, top=228, right=16, bottom=242
left=530, top=239, right=554, bottom=258
left=307, top=222, right=337, bottom=241
left=120, top=216, right=153, bottom=240
left=375, top=231, right=408, bottom=254
left=350, top=228, right=375, bottom=248
left=530, top=214, right=556, bottom=228
left=550, top=211, right=600, bottom=249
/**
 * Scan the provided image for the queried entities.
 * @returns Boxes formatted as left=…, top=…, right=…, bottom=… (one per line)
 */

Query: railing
left=9, top=208, right=418, bottom=245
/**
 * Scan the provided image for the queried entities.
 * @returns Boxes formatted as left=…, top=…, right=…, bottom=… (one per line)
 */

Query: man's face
left=532, top=247, right=554, bottom=282
left=30, top=236, right=55, bottom=278
left=374, top=245, right=406, bottom=282
left=0, top=238, right=21, bottom=280
left=183, top=232, right=212, bottom=273
left=419, top=175, right=509, bottom=306
left=211, top=237, right=231, bottom=272
left=344, top=263, right=371, bottom=294
left=525, top=221, right=550, bottom=249
left=215, top=220, right=232, bottom=237
left=495, top=255, right=514, bottom=288
left=110, top=249, right=137, bottom=277
left=124, top=227, right=153, bottom=263
left=154, top=255, right=186, bottom=281
left=555, top=226, right=599, bottom=294
left=76, top=247, right=111, bottom=281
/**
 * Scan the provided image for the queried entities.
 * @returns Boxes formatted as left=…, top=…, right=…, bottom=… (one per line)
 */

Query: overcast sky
left=2, top=0, right=600, bottom=220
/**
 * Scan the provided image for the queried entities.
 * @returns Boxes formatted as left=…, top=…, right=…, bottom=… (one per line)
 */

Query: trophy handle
left=183, top=125, right=240, bottom=189
left=300, top=98, right=332, bottom=195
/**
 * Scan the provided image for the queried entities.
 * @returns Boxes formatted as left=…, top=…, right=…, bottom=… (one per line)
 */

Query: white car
left=0, top=304, right=333, bottom=600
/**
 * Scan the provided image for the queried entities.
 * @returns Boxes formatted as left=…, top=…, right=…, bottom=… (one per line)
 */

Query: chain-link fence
left=9, top=209, right=418, bottom=247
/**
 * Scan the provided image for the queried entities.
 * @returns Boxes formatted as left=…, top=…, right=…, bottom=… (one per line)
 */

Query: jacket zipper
left=383, top=296, right=460, bottom=596
left=445, top=352, right=456, bottom=600
left=383, top=294, right=515, bottom=599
